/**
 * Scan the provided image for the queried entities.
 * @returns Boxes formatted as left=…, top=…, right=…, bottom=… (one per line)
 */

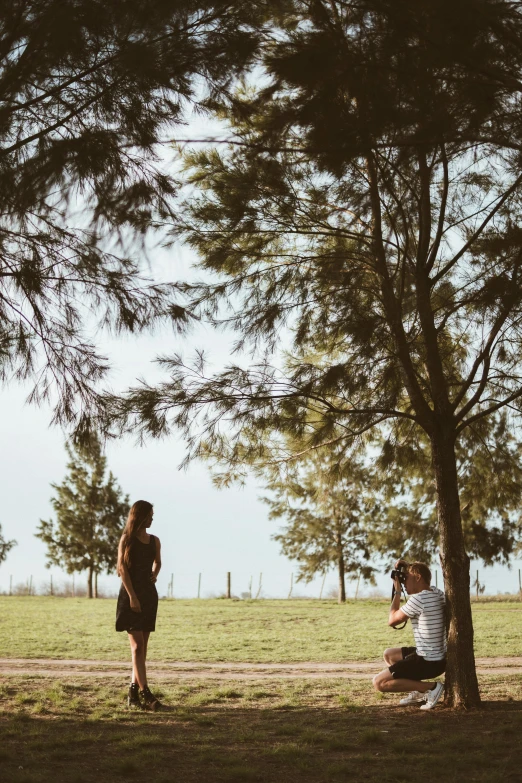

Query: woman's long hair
left=117, top=500, right=153, bottom=575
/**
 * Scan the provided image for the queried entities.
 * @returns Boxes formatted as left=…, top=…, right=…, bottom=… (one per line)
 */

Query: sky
left=0, top=236, right=336, bottom=601
left=1, top=266, right=521, bottom=601
left=1, top=117, right=521, bottom=602
left=4, top=371, right=518, bottom=601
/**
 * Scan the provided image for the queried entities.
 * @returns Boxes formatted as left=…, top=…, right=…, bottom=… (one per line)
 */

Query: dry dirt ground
left=1, top=656, right=521, bottom=679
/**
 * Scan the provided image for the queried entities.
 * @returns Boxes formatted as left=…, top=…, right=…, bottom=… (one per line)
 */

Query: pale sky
left=1, top=296, right=519, bottom=600
left=1, top=120, right=520, bottom=601
left=0, top=238, right=338, bottom=600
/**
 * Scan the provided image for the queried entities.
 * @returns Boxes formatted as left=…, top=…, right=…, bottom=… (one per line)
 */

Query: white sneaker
left=419, top=682, right=444, bottom=710
left=399, top=691, right=427, bottom=705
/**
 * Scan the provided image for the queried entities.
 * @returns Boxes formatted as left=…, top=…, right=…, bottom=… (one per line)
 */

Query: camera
left=390, top=563, right=408, bottom=585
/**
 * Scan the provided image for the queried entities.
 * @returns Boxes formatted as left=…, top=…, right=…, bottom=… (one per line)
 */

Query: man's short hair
left=407, top=562, right=432, bottom=585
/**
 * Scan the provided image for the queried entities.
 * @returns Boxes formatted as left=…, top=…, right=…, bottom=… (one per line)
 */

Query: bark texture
left=431, top=427, right=481, bottom=708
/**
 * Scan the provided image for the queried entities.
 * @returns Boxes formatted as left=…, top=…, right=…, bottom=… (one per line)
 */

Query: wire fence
left=2, top=567, right=522, bottom=600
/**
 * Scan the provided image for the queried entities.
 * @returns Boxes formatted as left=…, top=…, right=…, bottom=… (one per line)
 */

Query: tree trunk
left=337, top=534, right=346, bottom=604
left=94, top=570, right=98, bottom=599
left=431, top=427, right=481, bottom=708
left=87, top=566, right=93, bottom=599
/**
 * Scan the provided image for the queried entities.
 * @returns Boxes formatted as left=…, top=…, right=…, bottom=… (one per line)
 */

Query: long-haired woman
left=116, top=499, right=162, bottom=710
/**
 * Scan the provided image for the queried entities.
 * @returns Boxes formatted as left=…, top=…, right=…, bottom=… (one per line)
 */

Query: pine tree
left=0, top=0, right=262, bottom=427
left=108, top=1, right=522, bottom=707
left=36, top=436, right=129, bottom=597
left=0, top=524, right=16, bottom=567
left=264, top=449, right=376, bottom=603
left=371, top=412, right=522, bottom=565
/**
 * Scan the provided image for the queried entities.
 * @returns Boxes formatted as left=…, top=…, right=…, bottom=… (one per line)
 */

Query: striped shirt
left=401, top=587, right=446, bottom=661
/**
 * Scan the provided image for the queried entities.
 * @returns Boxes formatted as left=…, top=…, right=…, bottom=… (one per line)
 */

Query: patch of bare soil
left=0, top=657, right=520, bottom=679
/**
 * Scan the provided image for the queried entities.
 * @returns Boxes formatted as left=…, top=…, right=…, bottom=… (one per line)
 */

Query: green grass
left=0, top=674, right=521, bottom=782
left=0, top=597, right=521, bottom=661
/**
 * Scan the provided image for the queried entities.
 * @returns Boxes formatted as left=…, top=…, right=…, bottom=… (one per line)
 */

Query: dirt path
left=1, top=657, right=521, bottom=680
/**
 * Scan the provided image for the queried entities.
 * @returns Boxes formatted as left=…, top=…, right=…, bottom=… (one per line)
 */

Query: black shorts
left=389, top=646, right=446, bottom=681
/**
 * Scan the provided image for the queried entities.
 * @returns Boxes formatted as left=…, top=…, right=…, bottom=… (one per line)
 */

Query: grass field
left=1, top=598, right=521, bottom=782
left=1, top=674, right=521, bottom=782
left=0, top=597, right=520, bottom=661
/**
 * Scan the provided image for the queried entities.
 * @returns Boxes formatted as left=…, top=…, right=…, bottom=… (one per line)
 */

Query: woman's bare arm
left=151, top=537, right=162, bottom=582
left=118, top=540, right=141, bottom=612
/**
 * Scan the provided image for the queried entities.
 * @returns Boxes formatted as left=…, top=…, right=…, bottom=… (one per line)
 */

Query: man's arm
left=388, top=577, right=408, bottom=627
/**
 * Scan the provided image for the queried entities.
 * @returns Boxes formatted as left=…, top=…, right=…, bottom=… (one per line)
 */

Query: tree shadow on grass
left=1, top=678, right=521, bottom=783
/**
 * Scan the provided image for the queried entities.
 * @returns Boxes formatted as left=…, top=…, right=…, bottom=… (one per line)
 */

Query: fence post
left=435, top=570, right=438, bottom=588
left=319, top=572, right=327, bottom=600
left=72, top=574, right=75, bottom=598
left=9, top=575, right=12, bottom=596
left=288, top=573, right=293, bottom=599
left=50, top=575, right=53, bottom=596
left=28, top=575, right=33, bottom=596
left=226, top=572, right=231, bottom=599
left=472, top=569, right=485, bottom=599
left=255, top=573, right=263, bottom=600
left=354, top=573, right=361, bottom=600
left=248, top=575, right=253, bottom=600
left=197, top=573, right=201, bottom=599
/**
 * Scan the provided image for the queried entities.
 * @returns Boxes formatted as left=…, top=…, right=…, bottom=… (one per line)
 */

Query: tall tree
left=0, top=523, right=16, bottom=567
left=0, top=0, right=261, bottom=426
left=371, top=413, right=522, bottom=565
left=109, top=1, right=522, bottom=707
left=265, top=449, right=376, bottom=603
left=36, top=435, right=129, bottom=597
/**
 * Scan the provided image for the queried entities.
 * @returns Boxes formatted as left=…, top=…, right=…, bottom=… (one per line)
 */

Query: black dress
left=115, top=535, right=159, bottom=633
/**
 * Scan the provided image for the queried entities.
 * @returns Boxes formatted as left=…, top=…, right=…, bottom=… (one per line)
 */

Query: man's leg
left=383, top=648, right=403, bottom=666
left=373, top=669, right=436, bottom=694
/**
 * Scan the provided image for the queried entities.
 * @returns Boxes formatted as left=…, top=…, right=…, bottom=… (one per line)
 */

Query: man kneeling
left=373, top=561, right=446, bottom=710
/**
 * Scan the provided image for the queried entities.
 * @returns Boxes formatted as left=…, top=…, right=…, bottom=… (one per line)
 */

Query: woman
left=116, top=499, right=162, bottom=710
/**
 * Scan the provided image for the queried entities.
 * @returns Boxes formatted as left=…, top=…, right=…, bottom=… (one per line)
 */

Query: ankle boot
left=140, top=685, right=162, bottom=711
left=127, top=682, right=142, bottom=709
